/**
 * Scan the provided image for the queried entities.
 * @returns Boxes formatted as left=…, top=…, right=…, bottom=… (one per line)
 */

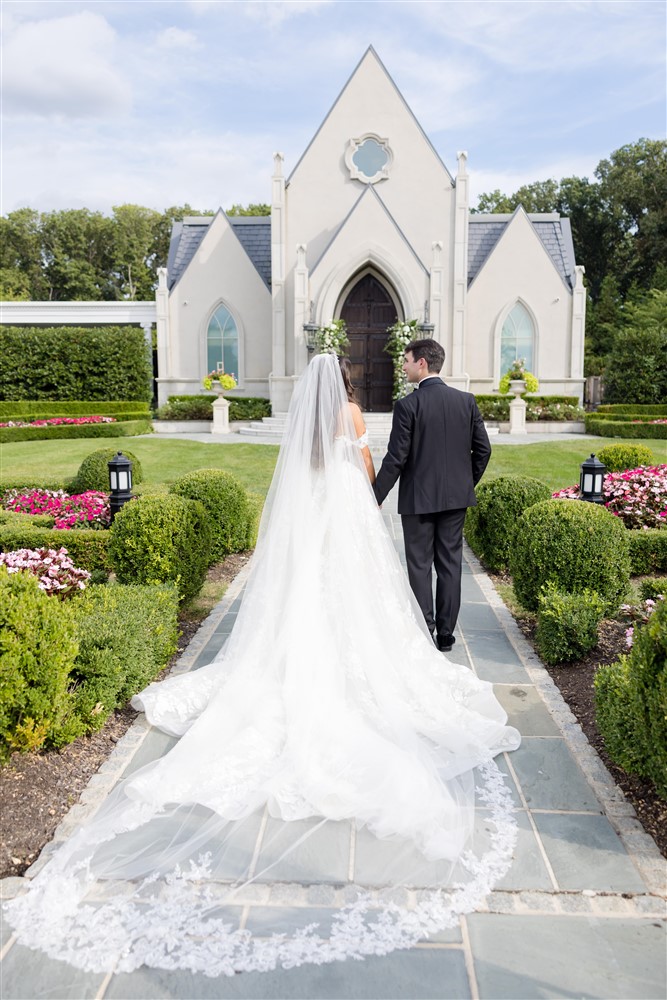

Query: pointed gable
left=167, top=213, right=271, bottom=290
left=469, top=210, right=576, bottom=290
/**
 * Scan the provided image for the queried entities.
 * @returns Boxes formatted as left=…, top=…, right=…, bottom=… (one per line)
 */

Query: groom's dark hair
left=405, top=339, right=445, bottom=373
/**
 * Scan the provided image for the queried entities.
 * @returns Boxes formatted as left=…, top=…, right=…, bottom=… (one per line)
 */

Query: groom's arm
left=470, top=399, right=492, bottom=485
left=373, top=399, right=413, bottom=505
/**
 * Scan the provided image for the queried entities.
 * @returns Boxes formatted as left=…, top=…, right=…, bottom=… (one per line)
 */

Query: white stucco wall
left=466, top=211, right=583, bottom=399
left=160, top=213, right=272, bottom=404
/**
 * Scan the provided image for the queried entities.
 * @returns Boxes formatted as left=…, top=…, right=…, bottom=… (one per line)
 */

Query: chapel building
left=156, top=47, right=586, bottom=411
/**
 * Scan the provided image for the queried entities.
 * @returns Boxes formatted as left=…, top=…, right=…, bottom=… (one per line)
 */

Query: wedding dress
left=4, top=353, right=520, bottom=977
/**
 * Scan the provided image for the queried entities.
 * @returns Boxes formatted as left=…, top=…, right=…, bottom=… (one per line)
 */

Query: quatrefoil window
left=345, top=134, right=393, bottom=184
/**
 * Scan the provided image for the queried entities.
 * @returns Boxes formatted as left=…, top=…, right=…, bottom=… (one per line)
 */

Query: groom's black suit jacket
left=373, top=377, right=491, bottom=514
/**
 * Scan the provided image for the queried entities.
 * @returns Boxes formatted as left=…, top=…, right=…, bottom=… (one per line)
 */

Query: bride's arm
left=349, top=402, right=376, bottom=484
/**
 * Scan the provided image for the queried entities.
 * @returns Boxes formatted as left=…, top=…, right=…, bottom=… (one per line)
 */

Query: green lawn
left=0, top=434, right=663, bottom=498
left=483, top=438, right=665, bottom=492
left=0, top=437, right=280, bottom=496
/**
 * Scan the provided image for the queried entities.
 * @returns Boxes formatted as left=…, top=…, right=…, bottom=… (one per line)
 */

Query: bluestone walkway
left=1, top=464, right=665, bottom=1000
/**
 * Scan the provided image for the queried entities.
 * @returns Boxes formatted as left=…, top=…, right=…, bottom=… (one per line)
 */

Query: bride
left=4, top=352, right=520, bottom=977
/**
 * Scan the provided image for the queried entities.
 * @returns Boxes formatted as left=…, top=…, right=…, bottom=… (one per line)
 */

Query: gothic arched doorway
left=339, top=272, right=398, bottom=411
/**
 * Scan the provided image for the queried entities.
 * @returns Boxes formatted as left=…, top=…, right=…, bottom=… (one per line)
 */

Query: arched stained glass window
left=207, top=304, right=239, bottom=379
left=500, top=303, right=534, bottom=374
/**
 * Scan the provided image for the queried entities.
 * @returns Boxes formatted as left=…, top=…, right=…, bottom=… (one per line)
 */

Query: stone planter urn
left=508, top=381, right=527, bottom=434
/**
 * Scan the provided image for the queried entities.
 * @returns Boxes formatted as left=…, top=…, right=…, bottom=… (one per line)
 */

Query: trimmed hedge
left=71, top=448, right=144, bottom=493
left=0, top=478, right=70, bottom=495
left=535, top=585, right=605, bottom=665
left=0, top=400, right=150, bottom=418
left=595, top=444, right=655, bottom=472
left=595, top=596, right=667, bottom=798
left=0, top=566, right=78, bottom=759
left=474, top=395, right=581, bottom=422
left=0, top=522, right=111, bottom=575
left=587, top=412, right=667, bottom=422
left=157, top=394, right=272, bottom=422
left=169, top=469, right=249, bottom=563
left=509, top=499, right=631, bottom=613
left=464, top=475, right=552, bottom=571
left=0, top=419, right=152, bottom=444
left=584, top=417, right=667, bottom=439
left=628, top=529, right=667, bottom=575
left=0, top=327, right=152, bottom=402
left=597, top=404, right=667, bottom=415
left=66, top=583, right=179, bottom=738
left=109, top=494, right=212, bottom=600
left=638, top=577, right=667, bottom=601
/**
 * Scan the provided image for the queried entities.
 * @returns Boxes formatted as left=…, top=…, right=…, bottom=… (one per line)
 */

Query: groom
left=373, top=339, right=491, bottom=652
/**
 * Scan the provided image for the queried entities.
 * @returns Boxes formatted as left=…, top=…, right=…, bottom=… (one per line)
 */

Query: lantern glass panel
left=110, top=470, right=118, bottom=491
left=594, top=474, right=603, bottom=493
left=583, top=473, right=593, bottom=493
left=118, top=471, right=129, bottom=491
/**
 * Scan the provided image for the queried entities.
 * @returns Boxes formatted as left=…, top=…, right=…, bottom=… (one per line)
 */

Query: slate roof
left=167, top=215, right=271, bottom=290
left=468, top=212, right=576, bottom=290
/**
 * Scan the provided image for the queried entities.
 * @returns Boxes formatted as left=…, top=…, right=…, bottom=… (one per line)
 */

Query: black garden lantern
left=108, top=451, right=134, bottom=521
left=579, top=453, right=606, bottom=504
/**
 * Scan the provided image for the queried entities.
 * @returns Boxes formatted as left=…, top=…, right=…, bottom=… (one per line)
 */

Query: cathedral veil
left=4, top=353, right=520, bottom=977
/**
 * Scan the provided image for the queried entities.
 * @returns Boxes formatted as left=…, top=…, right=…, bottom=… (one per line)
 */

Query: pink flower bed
left=3, top=489, right=111, bottom=529
left=0, top=547, right=90, bottom=598
left=0, top=415, right=116, bottom=428
left=631, top=419, right=667, bottom=425
left=552, top=464, right=667, bottom=529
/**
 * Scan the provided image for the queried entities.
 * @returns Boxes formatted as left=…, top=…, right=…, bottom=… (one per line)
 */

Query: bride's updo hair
left=338, top=356, right=359, bottom=405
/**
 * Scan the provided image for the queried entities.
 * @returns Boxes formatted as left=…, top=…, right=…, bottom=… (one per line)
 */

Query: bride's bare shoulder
left=347, top=401, right=366, bottom=437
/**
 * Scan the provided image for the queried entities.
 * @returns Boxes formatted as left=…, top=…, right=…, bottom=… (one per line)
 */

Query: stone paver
left=1, top=472, right=664, bottom=999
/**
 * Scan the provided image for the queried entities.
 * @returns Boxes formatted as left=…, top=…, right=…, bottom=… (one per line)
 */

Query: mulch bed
left=1, top=554, right=665, bottom=880
left=492, top=573, right=667, bottom=859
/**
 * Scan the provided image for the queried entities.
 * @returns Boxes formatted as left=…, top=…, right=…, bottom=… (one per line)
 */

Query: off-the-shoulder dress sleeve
left=355, top=431, right=369, bottom=449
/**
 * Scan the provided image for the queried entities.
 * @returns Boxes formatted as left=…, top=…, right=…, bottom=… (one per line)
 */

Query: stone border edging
left=463, top=544, right=666, bottom=900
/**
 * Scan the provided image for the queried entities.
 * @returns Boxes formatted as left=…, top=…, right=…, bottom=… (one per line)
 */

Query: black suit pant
left=401, top=508, right=467, bottom=637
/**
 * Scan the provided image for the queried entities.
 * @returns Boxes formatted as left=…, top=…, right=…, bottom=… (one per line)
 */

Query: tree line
left=0, top=203, right=269, bottom=303
left=1, top=138, right=665, bottom=394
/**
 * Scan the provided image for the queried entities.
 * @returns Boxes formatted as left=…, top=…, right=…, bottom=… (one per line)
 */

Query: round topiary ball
left=596, top=443, right=654, bottom=473
left=464, top=475, right=552, bottom=571
left=72, top=448, right=144, bottom=493
left=169, top=469, right=249, bottom=563
left=509, top=498, right=631, bottom=612
left=108, top=494, right=211, bottom=601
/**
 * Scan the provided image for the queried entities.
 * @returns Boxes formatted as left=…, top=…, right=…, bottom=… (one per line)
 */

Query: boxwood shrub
left=109, top=494, right=211, bottom=600
left=628, top=528, right=667, bottom=575
left=0, top=326, right=152, bottom=402
left=595, top=596, right=667, bottom=798
left=535, top=585, right=605, bottom=665
left=597, top=404, right=667, bottom=415
left=0, top=523, right=111, bottom=575
left=595, top=444, right=655, bottom=472
left=71, top=448, right=144, bottom=493
left=169, top=469, right=249, bottom=563
left=464, top=475, right=552, bottom=571
left=0, top=566, right=79, bottom=759
left=509, top=499, right=631, bottom=612
left=66, top=582, right=179, bottom=736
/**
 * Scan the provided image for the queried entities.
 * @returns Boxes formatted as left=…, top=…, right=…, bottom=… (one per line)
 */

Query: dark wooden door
left=340, top=274, right=397, bottom=411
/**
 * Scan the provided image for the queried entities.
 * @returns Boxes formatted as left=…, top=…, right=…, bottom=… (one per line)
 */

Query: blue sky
left=2, top=0, right=665, bottom=215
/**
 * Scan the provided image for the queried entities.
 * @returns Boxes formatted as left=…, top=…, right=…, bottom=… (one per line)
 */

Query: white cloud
left=155, top=26, right=200, bottom=51
left=468, top=154, right=599, bottom=206
left=3, top=10, right=132, bottom=118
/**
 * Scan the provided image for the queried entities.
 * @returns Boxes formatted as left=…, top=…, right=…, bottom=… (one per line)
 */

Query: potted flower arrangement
left=385, top=318, right=420, bottom=401
left=313, top=319, right=349, bottom=356
left=203, top=368, right=237, bottom=393
left=499, top=358, right=539, bottom=395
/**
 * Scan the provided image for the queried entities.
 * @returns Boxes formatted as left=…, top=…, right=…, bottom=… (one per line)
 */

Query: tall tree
left=41, top=209, right=114, bottom=300
left=225, top=203, right=270, bottom=216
